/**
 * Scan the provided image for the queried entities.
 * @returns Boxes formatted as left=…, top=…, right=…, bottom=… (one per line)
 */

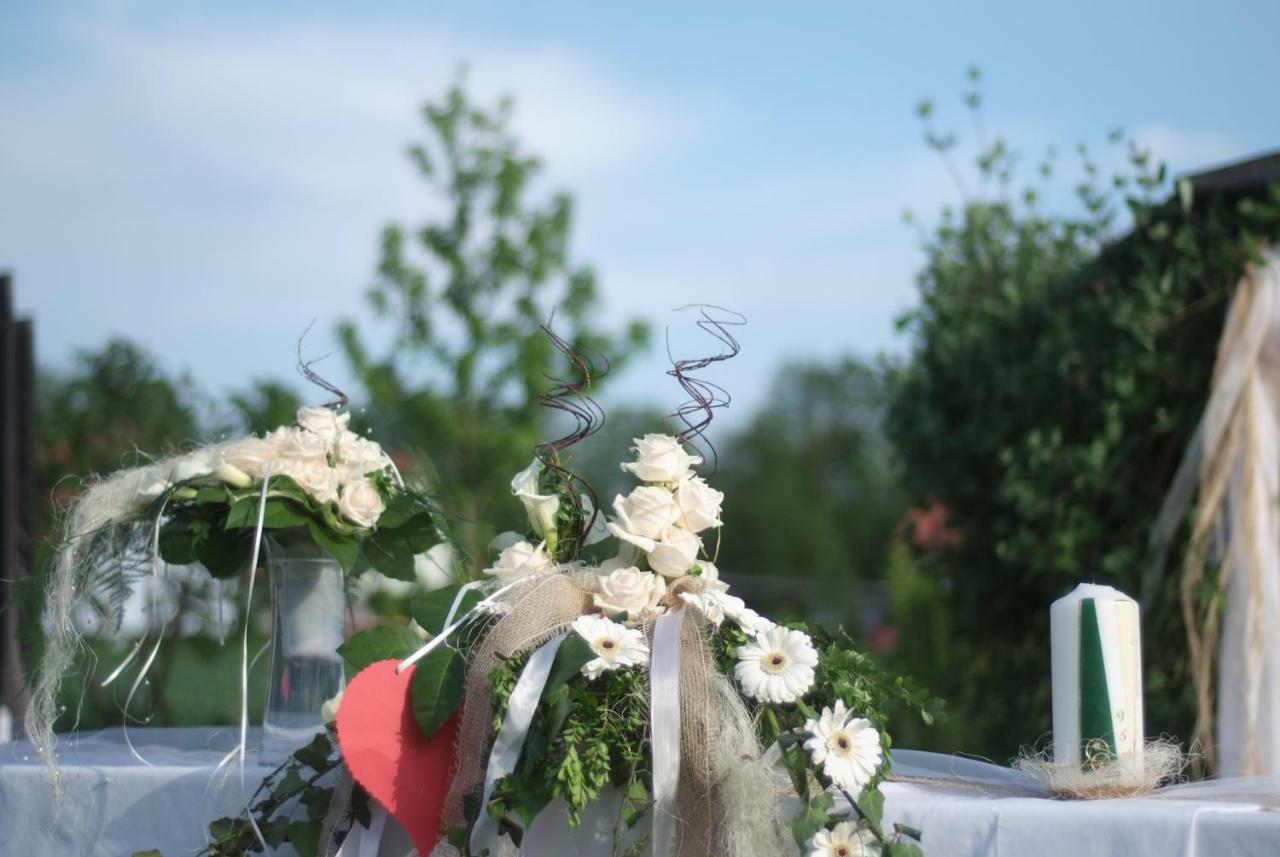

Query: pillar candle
left=1050, top=583, right=1143, bottom=769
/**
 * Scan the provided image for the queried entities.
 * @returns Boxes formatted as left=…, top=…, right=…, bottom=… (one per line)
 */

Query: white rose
left=337, top=478, right=385, bottom=528
left=612, top=486, right=681, bottom=540
left=296, top=406, right=350, bottom=443
left=647, top=526, right=702, bottom=577
left=220, top=436, right=288, bottom=480
left=593, top=567, right=667, bottom=621
left=284, top=456, right=340, bottom=505
left=484, top=540, right=552, bottom=586
left=338, top=431, right=389, bottom=476
left=511, top=459, right=560, bottom=541
left=621, top=434, right=702, bottom=483
left=674, top=476, right=724, bottom=533
left=608, top=522, right=702, bottom=578
left=272, top=426, right=331, bottom=461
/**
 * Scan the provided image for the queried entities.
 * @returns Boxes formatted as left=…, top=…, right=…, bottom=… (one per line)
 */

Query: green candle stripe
left=1079, top=598, right=1116, bottom=767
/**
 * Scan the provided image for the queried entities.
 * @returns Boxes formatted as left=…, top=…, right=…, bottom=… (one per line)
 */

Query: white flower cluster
left=607, top=434, right=723, bottom=578
left=483, top=435, right=884, bottom=806
left=217, top=406, right=393, bottom=528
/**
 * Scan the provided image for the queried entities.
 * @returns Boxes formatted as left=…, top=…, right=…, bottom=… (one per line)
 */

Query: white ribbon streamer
left=332, top=803, right=389, bottom=857
left=650, top=606, right=686, bottom=857
left=470, top=633, right=568, bottom=855
left=396, top=579, right=523, bottom=674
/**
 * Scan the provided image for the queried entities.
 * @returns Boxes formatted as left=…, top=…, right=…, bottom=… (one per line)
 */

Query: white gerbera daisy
left=807, top=820, right=878, bottom=857
left=678, top=586, right=775, bottom=635
left=571, top=615, right=650, bottom=680
left=734, top=626, right=817, bottom=703
left=803, top=700, right=883, bottom=793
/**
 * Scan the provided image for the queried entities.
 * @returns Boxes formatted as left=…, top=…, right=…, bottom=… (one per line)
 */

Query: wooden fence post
left=0, top=273, right=33, bottom=740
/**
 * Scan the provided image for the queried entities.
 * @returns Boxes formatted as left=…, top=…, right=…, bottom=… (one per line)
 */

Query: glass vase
left=261, top=539, right=347, bottom=759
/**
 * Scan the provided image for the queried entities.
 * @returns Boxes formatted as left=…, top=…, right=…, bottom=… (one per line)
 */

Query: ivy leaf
left=541, top=634, right=595, bottom=695
left=857, top=787, right=885, bottom=829
left=894, top=822, right=924, bottom=841
left=308, top=518, right=360, bottom=573
left=131, top=852, right=163, bottom=857
left=788, top=791, right=835, bottom=850
left=409, top=645, right=466, bottom=738
left=287, top=819, right=321, bottom=857
left=410, top=585, right=482, bottom=635
left=885, top=844, right=925, bottom=857
left=292, top=733, right=333, bottom=771
left=337, top=625, right=421, bottom=674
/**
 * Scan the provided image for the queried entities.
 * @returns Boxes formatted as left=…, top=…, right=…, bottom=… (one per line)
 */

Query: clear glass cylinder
left=261, top=540, right=347, bottom=759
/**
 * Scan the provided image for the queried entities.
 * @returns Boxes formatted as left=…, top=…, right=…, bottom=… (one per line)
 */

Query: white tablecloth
left=2, top=730, right=1279, bottom=856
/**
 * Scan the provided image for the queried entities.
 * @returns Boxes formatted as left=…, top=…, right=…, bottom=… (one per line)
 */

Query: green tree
left=888, top=74, right=1280, bottom=760
left=338, top=80, right=649, bottom=568
left=716, top=358, right=906, bottom=629
left=228, top=379, right=303, bottom=436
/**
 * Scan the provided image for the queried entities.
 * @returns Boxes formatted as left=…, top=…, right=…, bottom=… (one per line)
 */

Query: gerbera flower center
left=598, top=638, right=617, bottom=652
left=762, top=650, right=790, bottom=674
left=832, top=730, right=853, bottom=756
left=832, top=846, right=851, bottom=857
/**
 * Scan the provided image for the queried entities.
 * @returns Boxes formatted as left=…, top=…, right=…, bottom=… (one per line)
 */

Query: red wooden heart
left=336, top=659, right=459, bottom=855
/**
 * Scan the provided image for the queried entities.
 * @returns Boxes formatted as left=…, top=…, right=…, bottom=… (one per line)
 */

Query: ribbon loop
left=470, top=633, right=569, bottom=855
left=651, top=606, right=686, bottom=856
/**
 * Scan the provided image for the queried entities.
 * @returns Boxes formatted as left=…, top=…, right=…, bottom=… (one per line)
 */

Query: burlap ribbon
left=434, top=568, right=782, bottom=857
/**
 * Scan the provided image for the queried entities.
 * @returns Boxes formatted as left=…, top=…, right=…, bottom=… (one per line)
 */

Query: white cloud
left=0, top=13, right=704, bottom=396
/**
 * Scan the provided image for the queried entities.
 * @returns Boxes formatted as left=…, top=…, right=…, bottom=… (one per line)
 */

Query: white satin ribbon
left=396, top=579, right=522, bottom=674
left=211, top=474, right=274, bottom=851
left=470, top=633, right=568, bottom=855
left=650, top=606, right=686, bottom=857
left=332, top=803, right=389, bottom=857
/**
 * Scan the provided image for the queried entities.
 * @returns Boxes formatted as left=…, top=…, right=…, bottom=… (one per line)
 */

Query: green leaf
left=194, top=485, right=231, bottom=504
left=363, top=512, right=437, bottom=581
left=337, top=625, right=422, bottom=673
left=410, top=585, right=482, bottom=635
left=857, top=787, right=885, bottom=829
left=788, top=791, right=835, bottom=849
left=292, top=732, right=333, bottom=770
left=894, top=822, right=924, bottom=841
left=361, top=529, right=417, bottom=581
left=409, top=644, right=465, bottom=738
left=131, top=851, right=163, bottom=857
left=308, top=518, right=360, bottom=573
left=158, top=517, right=200, bottom=565
left=376, top=493, right=423, bottom=530
left=196, top=529, right=253, bottom=578
left=541, top=634, right=595, bottom=695
left=287, top=819, right=321, bottom=857
left=226, top=496, right=311, bottom=530
left=885, top=844, right=925, bottom=857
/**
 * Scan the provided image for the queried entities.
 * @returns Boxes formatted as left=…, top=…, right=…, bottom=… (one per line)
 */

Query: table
left=2, top=730, right=1278, bottom=856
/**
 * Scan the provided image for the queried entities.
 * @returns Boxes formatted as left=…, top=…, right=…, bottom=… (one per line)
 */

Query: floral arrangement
left=187, top=429, right=934, bottom=857
left=66, top=322, right=935, bottom=857
left=28, top=404, right=445, bottom=784
left=427, top=435, right=934, bottom=857
left=150, top=405, right=438, bottom=578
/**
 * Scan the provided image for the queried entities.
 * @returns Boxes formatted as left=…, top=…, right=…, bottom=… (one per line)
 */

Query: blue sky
left=3, top=1, right=1279, bottom=424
